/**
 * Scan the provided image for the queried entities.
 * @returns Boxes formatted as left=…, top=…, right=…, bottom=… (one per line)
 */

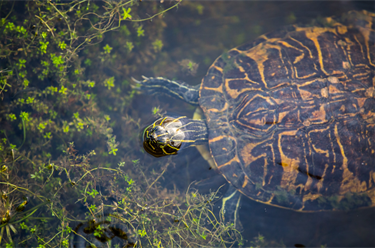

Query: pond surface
left=133, top=1, right=375, bottom=247
left=0, top=1, right=374, bottom=247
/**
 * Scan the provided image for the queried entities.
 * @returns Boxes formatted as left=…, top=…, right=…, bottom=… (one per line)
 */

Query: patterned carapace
left=199, top=10, right=375, bottom=211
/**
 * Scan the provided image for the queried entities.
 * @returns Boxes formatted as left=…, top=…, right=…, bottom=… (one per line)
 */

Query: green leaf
left=104, top=77, right=115, bottom=90
left=39, top=41, right=49, bottom=54
left=109, top=148, right=118, bottom=155
left=88, top=189, right=99, bottom=198
left=8, top=113, right=16, bottom=121
left=58, top=41, right=66, bottom=50
left=20, top=112, right=29, bottom=122
left=137, top=229, right=147, bottom=237
left=137, top=26, right=144, bottom=37
left=103, top=44, right=112, bottom=54
left=152, top=39, right=163, bottom=52
left=26, top=96, right=34, bottom=104
left=84, top=59, right=92, bottom=66
left=59, top=86, right=68, bottom=95
left=125, top=41, right=134, bottom=52
left=121, top=8, right=132, bottom=20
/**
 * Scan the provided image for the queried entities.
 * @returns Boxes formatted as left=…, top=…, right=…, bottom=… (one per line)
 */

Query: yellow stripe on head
left=167, top=144, right=180, bottom=151
left=159, top=117, right=168, bottom=126
left=173, top=140, right=196, bottom=143
left=149, top=142, right=155, bottom=150
left=165, top=116, right=187, bottom=128
left=161, top=146, right=178, bottom=155
left=156, top=133, right=169, bottom=138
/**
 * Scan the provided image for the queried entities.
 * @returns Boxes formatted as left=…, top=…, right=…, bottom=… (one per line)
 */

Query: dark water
left=1, top=1, right=374, bottom=247
left=133, top=1, right=375, bottom=247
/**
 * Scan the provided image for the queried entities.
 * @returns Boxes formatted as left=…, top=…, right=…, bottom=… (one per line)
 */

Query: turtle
left=133, top=10, right=375, bottom=224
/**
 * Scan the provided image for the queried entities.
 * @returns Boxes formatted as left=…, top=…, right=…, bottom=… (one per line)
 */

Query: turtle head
left=143, top=116, right=208, bottom=157
left=143, top=116, right=185, bottom=157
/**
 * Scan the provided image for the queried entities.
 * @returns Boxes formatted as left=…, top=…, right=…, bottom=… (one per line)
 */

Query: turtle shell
left=199, top=10, right=375, bottom=211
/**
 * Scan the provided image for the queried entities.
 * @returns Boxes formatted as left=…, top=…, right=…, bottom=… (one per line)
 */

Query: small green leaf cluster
left=137, top=26, right=145, bottom=37
left=59, top=86, right=68, bottom=95
left=138, top=229, right=147, bottom=237
left=6, top=113, right=16, bottom=122
left=104, top=76, right=115, bottom=90
left=122, top=7, right=132, bottom=20
left=125, top=41, right=134, bottom=52
left=39, top=41, right=49, bottom=54
left=152, top=39, right=163, bottom=52
left=103, top=44, right=113, bottom=54
left=58, top=41, right=66, bottom=50
left=50, top=54, right=64, bottom=68
left=87, top=189, right=99, bottom=198
left=93, top=224, right=103, bottom=237
left=107, top=135, right=118, bottom=156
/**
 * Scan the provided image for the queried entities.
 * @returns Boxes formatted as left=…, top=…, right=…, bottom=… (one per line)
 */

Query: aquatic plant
left=0, top=0, right=245, bottom=247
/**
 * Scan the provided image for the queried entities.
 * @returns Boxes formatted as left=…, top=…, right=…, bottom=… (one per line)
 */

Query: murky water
left=133, top=1, right=375, bottom=247
left=1, top=1, right=374, bottom=247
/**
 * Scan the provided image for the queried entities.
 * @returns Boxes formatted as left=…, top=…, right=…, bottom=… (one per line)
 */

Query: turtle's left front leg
left=132, top=76, right=200, bottom=105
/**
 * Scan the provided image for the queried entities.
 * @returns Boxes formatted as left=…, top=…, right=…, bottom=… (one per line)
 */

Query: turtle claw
left=130, top=77, right=141, bottom=91
left=131, top=76, right=150, bottom=86
left=131, top=77, right=140, bottom=83
left=131, top=76, right=158, bottom=94
left=131, top=76, right=148, bottom=91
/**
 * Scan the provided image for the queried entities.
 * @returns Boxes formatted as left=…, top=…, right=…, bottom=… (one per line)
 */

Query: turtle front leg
left=132, top=76, right=200, bottom=105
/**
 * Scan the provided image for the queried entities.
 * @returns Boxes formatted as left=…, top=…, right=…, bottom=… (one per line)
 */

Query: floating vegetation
left=178, top=59, right=199, bottom=76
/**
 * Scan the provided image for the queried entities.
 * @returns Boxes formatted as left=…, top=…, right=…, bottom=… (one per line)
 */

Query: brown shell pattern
left=199, top=10, right=375, bottom=211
